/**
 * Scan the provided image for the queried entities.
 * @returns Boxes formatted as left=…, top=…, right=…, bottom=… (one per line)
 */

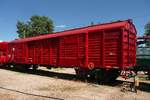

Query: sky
left=0, top=0, right=150, bottom=41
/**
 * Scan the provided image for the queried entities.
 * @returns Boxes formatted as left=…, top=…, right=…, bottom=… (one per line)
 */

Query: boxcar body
left=9, top=20, right=136, bottom=69
left=5, top=20, right=137, bottom=82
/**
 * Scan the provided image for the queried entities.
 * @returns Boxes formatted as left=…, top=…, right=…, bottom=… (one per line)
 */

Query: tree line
left=16, top=15, right=54, bottom=38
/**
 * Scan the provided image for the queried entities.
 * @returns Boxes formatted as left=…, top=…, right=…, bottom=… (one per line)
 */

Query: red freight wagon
left=0, top=42, right=8, bottom=63
left=0, top=42, right=8, bottom=52
left=8, top=20, right=136, bottom=82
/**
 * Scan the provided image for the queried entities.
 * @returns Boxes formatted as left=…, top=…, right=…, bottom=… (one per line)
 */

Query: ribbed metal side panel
left=104, top=30, right=121, bottom=67
left=51, top=39, right=59, bottom=65
left=59, top=37, right=65, bottom=65
left=78, top=34, right=85, bottom=67
left=33, top=42, right=41, bottom=64
left=41, top=40, right=50, bottom=64
left=59, top=35, right=78, bottom=66
left=123, top=29, right=136, bottom=68
left=59, top=34, right=85, bottom=67
left=128, top=32, right=136, bottom=66
left=13, top=43, right=26, bottom=64
left=28, top=42, right=35, bottom=64
left=88, top=32, right=102, bottom=67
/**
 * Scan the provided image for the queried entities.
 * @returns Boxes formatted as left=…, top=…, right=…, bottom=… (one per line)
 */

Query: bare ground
left=0, top=67, right=149, bottom=100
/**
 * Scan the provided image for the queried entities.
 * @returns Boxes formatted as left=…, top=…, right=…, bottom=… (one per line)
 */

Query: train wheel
left=23, top=65, right=31, bottom=71
left=87, top=70, right=96, bottom=81
left=74, top=68, right=87, bottom=79
left=0, top=63, right=3, bottom=67
left=95, top=69, right=105, bottom=84
left=95, top=69, right=120, bottom=84
left=32, top=65, right=38, bottom=70
left=5, top=64, right=12, bottom=69
left=13, top=64, right=20, bottom=71
left=104, top=69, right=120, bottom=83
left=13, top=64, right=20, bottom=70
left=13, top=64, right=30, bottom=71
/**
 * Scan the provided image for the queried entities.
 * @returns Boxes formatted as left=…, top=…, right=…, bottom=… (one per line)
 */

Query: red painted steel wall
left=8, top=20, right=136, bottom=70
left=0, top=42, right=8, bottom=63
left=0, top=42, right=8, bottom=53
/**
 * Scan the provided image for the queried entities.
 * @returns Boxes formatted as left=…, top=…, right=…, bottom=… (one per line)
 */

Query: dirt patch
left=0, top=67, right=149, bottom=100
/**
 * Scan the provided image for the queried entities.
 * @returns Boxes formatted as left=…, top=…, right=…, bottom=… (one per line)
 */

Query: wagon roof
left=11, top=19, right=136, bottom=43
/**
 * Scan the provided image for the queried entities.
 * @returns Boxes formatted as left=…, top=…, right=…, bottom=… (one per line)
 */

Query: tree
left=144, top=22, right=150, bottom=36
left=16, top=15, right=54, bottom=38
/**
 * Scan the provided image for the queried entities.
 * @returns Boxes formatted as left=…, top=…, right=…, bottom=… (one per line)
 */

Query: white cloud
left=56, top=25, right=68, bottom=28
left=0, top=40, right=3, bottom=42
